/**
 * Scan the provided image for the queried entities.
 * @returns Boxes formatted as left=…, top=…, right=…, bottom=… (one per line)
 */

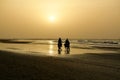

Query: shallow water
left=0, top=39, right=118, bottom=57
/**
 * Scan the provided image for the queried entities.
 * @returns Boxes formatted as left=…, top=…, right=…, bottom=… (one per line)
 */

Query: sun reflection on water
left=49, top=41, right=53, bottom=44
left=49, top=44, right=54, bottom=55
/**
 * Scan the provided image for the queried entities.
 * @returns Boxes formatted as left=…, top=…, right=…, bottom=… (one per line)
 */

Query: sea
left=0, top=39, right=120, bottom=56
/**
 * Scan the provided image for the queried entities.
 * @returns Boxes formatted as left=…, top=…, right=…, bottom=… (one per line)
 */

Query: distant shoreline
left=0, top=38, right=120, bottom=40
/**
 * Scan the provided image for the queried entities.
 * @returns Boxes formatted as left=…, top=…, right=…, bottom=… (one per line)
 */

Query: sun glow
left=49, top=16, right=55, bottom=22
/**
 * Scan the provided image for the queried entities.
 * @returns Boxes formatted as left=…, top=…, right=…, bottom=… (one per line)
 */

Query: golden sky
left=0, top=0, right=120, bottom=39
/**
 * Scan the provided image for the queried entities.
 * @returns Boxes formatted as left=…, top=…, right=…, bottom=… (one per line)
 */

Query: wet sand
left=0, top=50, right=120, bottom=80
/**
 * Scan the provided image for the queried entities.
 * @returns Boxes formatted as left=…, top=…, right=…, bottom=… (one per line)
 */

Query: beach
left=1, top=0, right=120, bottom=79
left=0, top=39, right=120, bottom=80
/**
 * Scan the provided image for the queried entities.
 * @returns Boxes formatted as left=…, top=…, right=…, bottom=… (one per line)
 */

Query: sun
left=49, top=16, right=55, bottom=22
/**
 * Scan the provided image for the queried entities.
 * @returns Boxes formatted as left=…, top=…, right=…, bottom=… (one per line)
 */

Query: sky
left=0, top=0, right=120, bottom=39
